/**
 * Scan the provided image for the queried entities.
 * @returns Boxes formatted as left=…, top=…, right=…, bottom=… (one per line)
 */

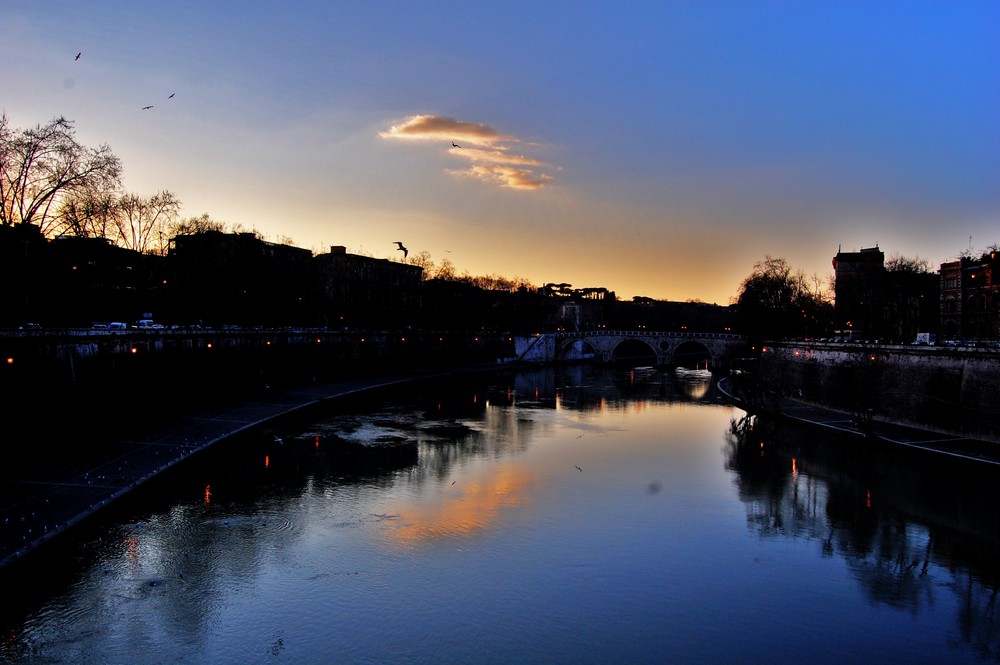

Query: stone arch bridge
left=513, top=330, right=748, bottom=368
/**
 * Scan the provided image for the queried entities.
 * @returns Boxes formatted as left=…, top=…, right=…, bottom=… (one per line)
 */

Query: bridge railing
left=551, top=330, right=745, bottom=341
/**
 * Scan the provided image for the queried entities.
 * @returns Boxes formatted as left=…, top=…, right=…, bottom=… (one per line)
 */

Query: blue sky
left=3, top=1, right=997, bottom=304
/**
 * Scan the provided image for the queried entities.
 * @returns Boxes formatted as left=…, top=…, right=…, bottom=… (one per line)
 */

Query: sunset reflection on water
left=382, top=464, right=536, bottom=547
left=2, top=366, right=998, bottom=665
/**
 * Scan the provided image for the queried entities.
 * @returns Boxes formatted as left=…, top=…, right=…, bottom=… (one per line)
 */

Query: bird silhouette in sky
left=75, top=52, right=81, bottom=61
left=141, top=105, right=154, bottom=110
left=451, top=142, right=461, bottom=148
left=394, top=242, right=408, bottom=259
left=168, top=93, right=175, bottom=98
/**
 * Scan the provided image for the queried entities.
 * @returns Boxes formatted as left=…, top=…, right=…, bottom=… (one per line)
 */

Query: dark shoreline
left=0, top=366, right=495, bottom=573
left=717, top=375, right=1000, bottom=466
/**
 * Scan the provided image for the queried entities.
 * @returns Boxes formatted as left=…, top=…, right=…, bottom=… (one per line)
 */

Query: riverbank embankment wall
left=760, top=342, right=1000, bottom=443
left=0, top=330, right=512, bottom=440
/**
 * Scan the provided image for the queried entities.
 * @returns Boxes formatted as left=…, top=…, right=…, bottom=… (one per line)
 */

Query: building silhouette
left=832, top=245, right=885, bottom=338
left=939, top=249, right=1000, bottom=341
left=168, top=231, right=315, bottom=327
left=314, top=246, right=422, bottom=330
left=832, top=245, right=940, bottom=342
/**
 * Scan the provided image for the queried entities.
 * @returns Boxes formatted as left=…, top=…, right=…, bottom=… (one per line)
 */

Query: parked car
left=107, top=321, right=127, bottom=330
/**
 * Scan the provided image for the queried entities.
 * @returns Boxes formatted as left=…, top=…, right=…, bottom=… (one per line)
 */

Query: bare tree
left=54, top=186, right=118, bottom=239
left=408, top=250, right=435, bottom=273
left=885, top=253, right=930, bottom=273
left=433, top=258, right=457, bottom=281
left=737, top=256, right=832, bottom=340
left=168, top=212, right=227, bottom=237
left=113, top=190, right=180, bottom=254
left=0, top=114, right=122, bottom=234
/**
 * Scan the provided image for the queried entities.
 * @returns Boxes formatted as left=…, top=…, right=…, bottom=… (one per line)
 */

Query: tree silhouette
left=737, top=256, right=832, bottom=341
left=0, top=114, right=121, bottom=234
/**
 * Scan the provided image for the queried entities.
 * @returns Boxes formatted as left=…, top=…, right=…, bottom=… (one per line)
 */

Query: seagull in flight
left=75, top=52, right=81, bottom=61
left=141, top=105, right=154, bottom=110
left=451, top=142, right=461, bottom=148
left=394, top=242, right=408, bottom=259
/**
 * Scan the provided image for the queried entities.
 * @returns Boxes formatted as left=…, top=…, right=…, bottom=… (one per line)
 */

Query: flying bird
left=75, top=52, right=81, bottom=61
left=141, top=105, right=154, bottom=110
left=394, top=242, right=408, bottom=259
left=168, top=93, right=175, bottom=98
left=451, top=142, right=461, bottom=148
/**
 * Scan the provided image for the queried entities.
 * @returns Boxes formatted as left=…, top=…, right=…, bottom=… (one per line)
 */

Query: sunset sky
left=3, top=1, right=997, bottom=305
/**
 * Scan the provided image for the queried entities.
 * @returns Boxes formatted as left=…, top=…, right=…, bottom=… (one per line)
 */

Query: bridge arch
left=611, top=338, right=657, bottom=365
left=671, top=340, right=712, bottom=369
left=559, top=338, right=598, bottom=361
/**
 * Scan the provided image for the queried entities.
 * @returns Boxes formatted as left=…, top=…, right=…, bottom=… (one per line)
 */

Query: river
left=1, top=365, right=998, bottom=664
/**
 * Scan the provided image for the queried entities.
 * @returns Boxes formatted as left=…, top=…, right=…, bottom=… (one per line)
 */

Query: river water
left=2, top=366, right=999, bottom=664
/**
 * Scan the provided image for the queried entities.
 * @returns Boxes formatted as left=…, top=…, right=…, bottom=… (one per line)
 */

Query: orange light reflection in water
left=125, top=536, right=140, bottom=562
left=383, top=464, right=535, bottom=548
left=204, top=484, right=212, bottom=506
left=264, top=455, right=270, bottom=469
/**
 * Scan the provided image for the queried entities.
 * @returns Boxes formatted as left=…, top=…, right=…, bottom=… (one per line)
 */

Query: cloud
left=380, top=114, right=555, bottom=190
left=447, top=165, right=554, bottom=190
left=380, top=115, right=508, bottom=147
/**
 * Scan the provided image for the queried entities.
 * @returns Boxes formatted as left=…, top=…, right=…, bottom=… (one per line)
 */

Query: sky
left=2, top=1, right=998, bottom=305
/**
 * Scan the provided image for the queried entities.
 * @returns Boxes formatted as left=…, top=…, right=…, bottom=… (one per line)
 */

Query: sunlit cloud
left=448, top=165, right=555, bottom=190
left=380, top=114, right=508, bottom=147
left=381, top=114, right=556, bottom=190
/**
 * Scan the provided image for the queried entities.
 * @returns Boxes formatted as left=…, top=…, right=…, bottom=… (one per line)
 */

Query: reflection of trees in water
left=725, top=414, right=833, bottom=544
left=726, top=413, right=1000, bottom=659
left=842, top=520, right=934, bottom=612
left=957, top=574, right=1000, bottom=662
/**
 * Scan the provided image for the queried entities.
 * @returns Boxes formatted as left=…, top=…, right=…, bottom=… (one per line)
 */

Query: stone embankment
left=0, top=369, right=464, bottom=572
left=718, top=374, right=1000, bottom=466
